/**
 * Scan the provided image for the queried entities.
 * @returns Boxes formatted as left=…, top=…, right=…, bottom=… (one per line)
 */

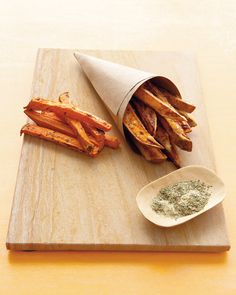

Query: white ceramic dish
left=136, top=165, right=226, bottom=227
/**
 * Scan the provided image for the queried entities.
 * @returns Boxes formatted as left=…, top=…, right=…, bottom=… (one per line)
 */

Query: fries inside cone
left=123, top=81, right=197, bottom=167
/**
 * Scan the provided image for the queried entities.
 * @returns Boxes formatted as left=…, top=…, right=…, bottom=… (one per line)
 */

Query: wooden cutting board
left=6, top=49, right=230, bottom=251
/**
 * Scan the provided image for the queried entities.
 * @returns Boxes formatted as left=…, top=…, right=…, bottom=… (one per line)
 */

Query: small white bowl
left=136, top=165, right=226, bottom=227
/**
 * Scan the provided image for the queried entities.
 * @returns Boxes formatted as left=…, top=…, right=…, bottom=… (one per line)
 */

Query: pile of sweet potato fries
left=123, top=81, right=197, bottom=167
left=21, top=92, right=120, bottom=157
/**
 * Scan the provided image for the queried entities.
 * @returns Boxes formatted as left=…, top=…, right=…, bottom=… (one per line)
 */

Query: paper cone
left=74, top=52, right=181, bottom=133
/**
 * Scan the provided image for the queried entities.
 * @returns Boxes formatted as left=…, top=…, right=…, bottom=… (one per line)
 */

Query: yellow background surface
left=0, top=1, right=235, bottom=294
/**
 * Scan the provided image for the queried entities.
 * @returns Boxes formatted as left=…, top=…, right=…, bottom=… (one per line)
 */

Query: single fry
left=135, top=85, right=186, bottom=124
left=155, top=125, right=181, bottom=168
left=25, top=98, right=112, bottom=131
left=41, top=111, right=66, bottom=123
left=123, top=103, right=163, bottom=149
left=159, top=116, right=192, bottom=152
left=155, top=123, right=172, bottom=151
left=65, top=117, right=97, bottom=155
left=159, top=87, right=196, bottom=113
left=133, top=138, right=167, bottom=163
left=24, top=109, right=75, bottom=137
left=179, top=110, right=197, bottom=127
left=104, top=134, right=120, bottom=149
left=132, top=98, right=157, bottom=136
left=58, top=92, right=70, bottom=104
left=21, top=124, right=99, bottom=157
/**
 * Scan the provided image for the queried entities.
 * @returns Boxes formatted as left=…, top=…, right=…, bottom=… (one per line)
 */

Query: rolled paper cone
left=74, top=52, right=181, bottom=134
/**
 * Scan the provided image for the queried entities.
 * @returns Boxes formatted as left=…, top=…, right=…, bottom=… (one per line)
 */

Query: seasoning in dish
left=151, top=180, right=212, bottom=219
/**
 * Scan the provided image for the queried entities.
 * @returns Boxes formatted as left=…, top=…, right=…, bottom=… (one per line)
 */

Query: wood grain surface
left=6, top=49, right=230, bottom=251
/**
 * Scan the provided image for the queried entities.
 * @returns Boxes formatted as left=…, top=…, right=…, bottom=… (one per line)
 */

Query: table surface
left=0, top=0, right=235, bottom=294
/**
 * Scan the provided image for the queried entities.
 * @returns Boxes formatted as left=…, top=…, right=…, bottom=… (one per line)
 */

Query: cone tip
left=74, top=52, right=90, bottom=63
left=73, top=51, right=80, bottom=61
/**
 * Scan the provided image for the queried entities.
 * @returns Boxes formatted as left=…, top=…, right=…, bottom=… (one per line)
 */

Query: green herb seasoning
left=151, top=180, right=212, bottom=219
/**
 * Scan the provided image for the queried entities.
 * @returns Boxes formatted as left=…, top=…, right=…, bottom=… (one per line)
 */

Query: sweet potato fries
left=123, top=81, right=197, bottom=167
left=21, top=93, right=120, bottom=157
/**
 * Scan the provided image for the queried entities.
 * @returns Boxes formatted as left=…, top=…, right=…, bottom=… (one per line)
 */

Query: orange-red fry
left=21, top=124, right=99, bottom=157
left=24, top=109, right=75, bottom=137
left=65, top=117, right=97, bottom=155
